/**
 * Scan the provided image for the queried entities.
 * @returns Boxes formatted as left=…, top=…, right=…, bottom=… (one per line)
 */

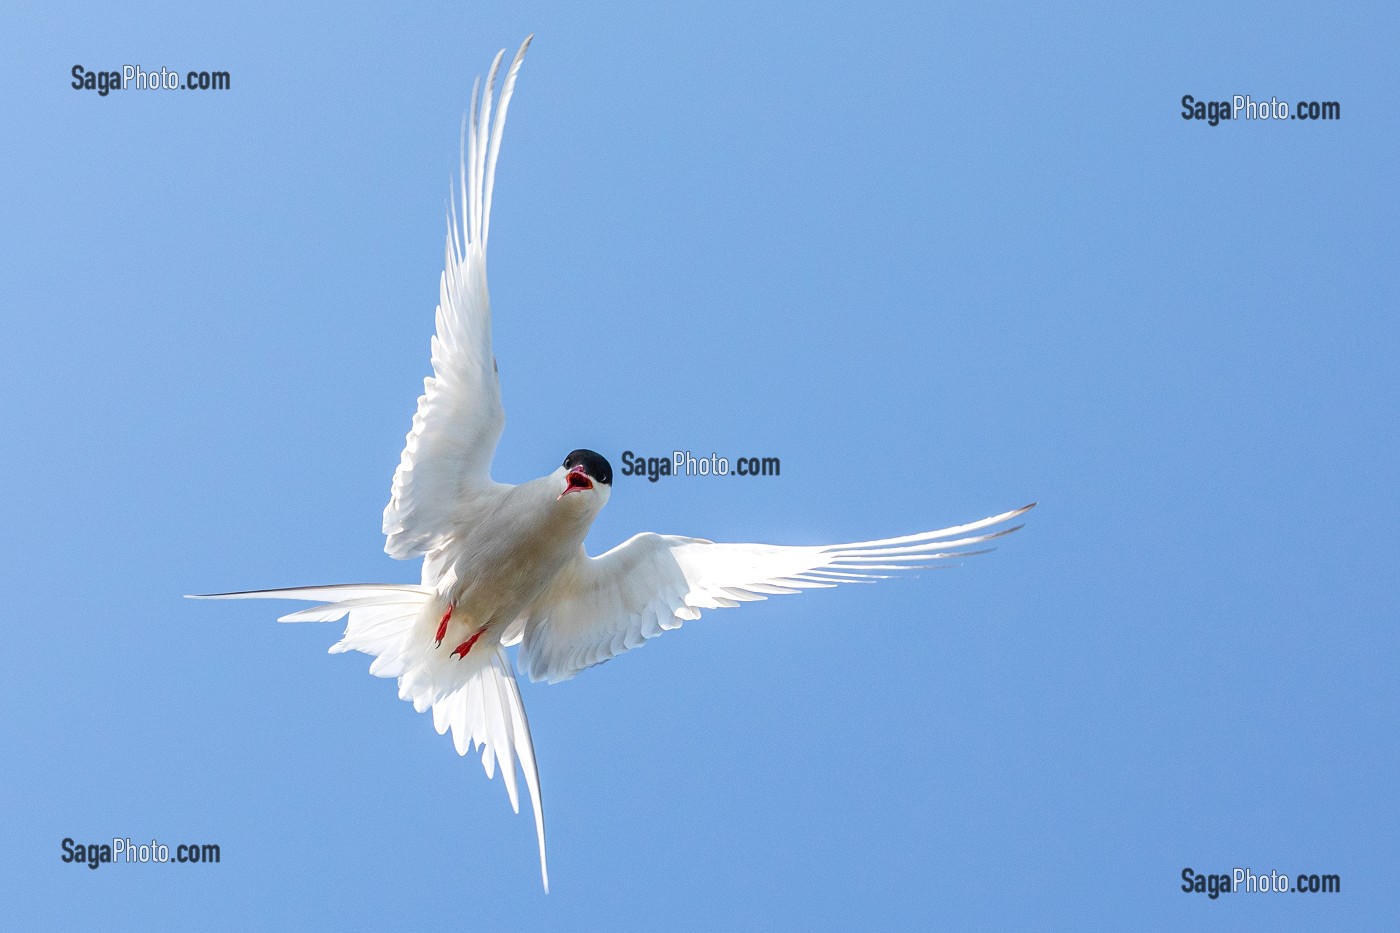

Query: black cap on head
left=563, top=449, right=612, bottom=486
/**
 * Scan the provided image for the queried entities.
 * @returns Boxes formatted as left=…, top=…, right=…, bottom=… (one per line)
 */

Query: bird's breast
left=437, top=482, right=592, bottom=630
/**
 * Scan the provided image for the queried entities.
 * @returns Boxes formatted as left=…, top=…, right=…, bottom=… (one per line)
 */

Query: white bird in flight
left=191, top=36, right=1033, bottom=893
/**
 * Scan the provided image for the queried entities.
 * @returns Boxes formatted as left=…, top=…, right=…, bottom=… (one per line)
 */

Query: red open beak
left=559, top=465, right=593, bottom=499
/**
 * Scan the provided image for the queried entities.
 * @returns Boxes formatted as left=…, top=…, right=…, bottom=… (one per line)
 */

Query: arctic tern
left=191, top=36, right=1033, bottom=892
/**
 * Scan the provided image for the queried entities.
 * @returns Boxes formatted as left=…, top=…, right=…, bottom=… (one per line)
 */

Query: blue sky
left=3, top=1, right=1396, bottom=929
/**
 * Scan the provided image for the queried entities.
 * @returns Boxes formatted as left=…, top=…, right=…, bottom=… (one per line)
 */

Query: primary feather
left=519, top=504, right=1034, bottom=684
left=382, top=37, right=532, bottom=560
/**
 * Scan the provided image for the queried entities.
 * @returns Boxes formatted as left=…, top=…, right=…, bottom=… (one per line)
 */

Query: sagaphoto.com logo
left=1181, top=93, right=1340, bottom=126
left=619, top=450, right=781, bottom=483
left=60, top=836, right=221, bottom=870
left=71, top=64, right=230, bottom=97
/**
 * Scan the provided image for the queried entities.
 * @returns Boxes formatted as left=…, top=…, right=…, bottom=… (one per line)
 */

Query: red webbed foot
left=450, top=629, right=486, bottom=660
left=434, top=604, right=453, bottom=648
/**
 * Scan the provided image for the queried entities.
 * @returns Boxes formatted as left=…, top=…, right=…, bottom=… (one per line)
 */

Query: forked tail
left=187, top=583, right=549, bottom=891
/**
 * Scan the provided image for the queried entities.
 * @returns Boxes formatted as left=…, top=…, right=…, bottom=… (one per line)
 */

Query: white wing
left=382, top=36, right=532, bottom=559
left=519, top=503, right=1035, bottom=684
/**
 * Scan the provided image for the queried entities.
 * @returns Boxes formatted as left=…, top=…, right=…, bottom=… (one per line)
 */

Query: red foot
left=434, top=604, right=453, bottom=647
left=450, top=629, right=486, bottom=660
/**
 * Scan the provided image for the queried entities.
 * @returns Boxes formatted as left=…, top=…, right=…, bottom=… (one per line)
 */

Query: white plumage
left=191, top=36, right=1032, bottom=893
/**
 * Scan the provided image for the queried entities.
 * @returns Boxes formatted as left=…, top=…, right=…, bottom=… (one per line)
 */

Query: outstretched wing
left=518, top=503, right=1035, bottom=683
left=382, top=36, right=533, bottom=559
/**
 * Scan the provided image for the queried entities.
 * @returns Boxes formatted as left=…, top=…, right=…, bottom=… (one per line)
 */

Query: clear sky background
left=2, top=2, right=1396, bottom=930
